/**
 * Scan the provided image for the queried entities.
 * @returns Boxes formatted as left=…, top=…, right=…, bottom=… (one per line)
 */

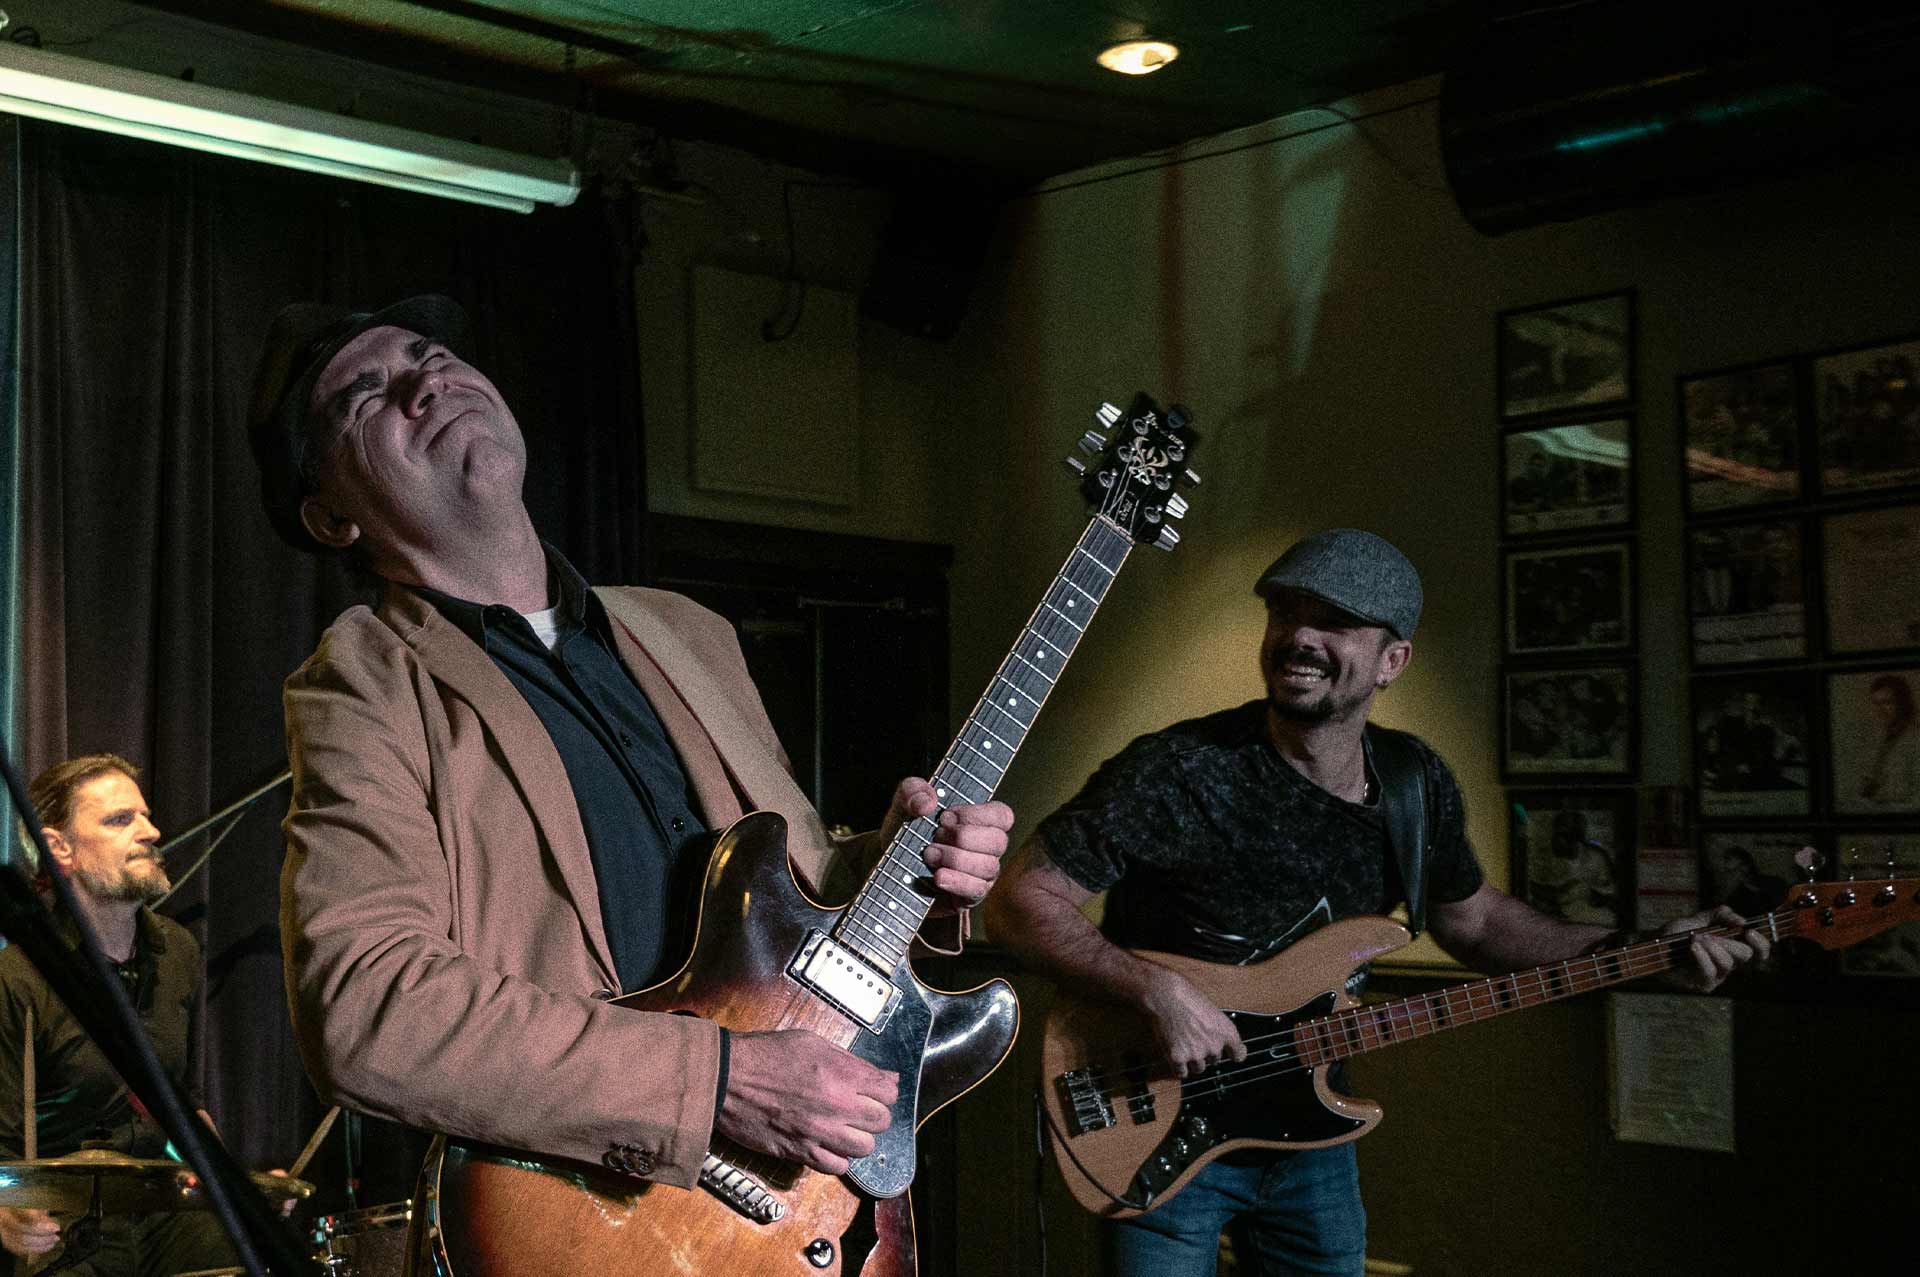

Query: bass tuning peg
left=1064, top=455, right=1088, bottom=477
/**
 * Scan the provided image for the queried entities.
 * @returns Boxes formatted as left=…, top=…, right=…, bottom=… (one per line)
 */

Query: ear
left=299, top=494, right=363, bottom=552
left=1376, top=638, right=1413, bottom=689
left=42, top=827, right=72, bottom=870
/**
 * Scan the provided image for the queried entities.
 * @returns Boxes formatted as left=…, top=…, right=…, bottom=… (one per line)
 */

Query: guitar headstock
left=1067, top=392, right=1199, bottom=551
left=1775, top=877, right=1920, bottom=950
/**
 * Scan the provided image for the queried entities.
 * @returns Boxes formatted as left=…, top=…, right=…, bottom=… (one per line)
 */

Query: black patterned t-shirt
left=1035, top=701, right=1484, bottom=963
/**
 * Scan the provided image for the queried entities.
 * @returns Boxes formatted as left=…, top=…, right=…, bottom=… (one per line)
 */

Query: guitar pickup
left=1057, top=1069, right=1116, bottom=1136
left=789, top=931, right=899, bottom=1031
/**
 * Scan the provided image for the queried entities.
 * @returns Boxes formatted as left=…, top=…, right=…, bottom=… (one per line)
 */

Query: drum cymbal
left=0, top=1149, right=315, bottom=1214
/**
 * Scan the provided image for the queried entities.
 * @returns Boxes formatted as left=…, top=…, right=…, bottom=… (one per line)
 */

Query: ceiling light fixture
left=1097, top=40, right=1180, bottom=76
left=0, top=43, right=579, bottom=214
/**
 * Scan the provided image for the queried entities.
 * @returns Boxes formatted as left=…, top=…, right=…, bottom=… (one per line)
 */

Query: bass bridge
left=788, top=930, right=900, bottom=1032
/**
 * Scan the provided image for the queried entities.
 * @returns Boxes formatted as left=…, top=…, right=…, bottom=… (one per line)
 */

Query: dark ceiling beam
left=121, top=0, right=1034, bottom=191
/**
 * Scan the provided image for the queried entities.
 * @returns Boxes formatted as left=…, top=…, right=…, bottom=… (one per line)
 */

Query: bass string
left=1065, top=914, right=1796, bottom=1091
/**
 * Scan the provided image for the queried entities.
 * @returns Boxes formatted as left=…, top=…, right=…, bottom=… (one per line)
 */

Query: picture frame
left=1821, top=503, right=1920, bottom=656
left=1685, top=517, right=1807, bottom=667
left=1500, top=416, right=1634, bottom=537
left=1509, top=788, right=1635, bottom=929
left=1503, top=540, right=1634, bottom=657
left=1502, top=663, right=1636, bottom=781
left=1497, top=289, right=1635, bottom=422
left=1813, top=335, right=1920, bottom=496
left=1835, top=834, right=1920, bottom=978
left=1826, top=665, right=1920, bottom=817
left=1699, top=829, right=1816, bottom=914
left=1677, top=359, right=1803, bottom=515
left=1691, top=671, right=1814, bottom=818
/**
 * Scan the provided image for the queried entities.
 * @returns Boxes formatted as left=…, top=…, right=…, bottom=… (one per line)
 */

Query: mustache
left=1276, top=647, right=1334, bottom=673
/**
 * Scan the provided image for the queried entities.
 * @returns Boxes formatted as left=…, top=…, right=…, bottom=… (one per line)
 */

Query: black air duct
left=1441, top=0, right=1920, bottom=234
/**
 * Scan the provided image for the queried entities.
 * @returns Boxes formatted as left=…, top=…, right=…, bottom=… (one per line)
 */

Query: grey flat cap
left=1253, top=529, right=1423, bottom=640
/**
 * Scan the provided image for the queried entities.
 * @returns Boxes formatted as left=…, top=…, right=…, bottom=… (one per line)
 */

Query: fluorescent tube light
left=0, top=43, right=579, bottom=214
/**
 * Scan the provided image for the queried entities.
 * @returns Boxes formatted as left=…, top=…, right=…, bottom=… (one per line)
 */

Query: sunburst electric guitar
left=1041, top=875, right=1920, bottom=1218
left=423, top=394, right=1200, bottom=1275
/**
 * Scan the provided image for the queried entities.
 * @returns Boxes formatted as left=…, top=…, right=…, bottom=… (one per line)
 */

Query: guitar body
left=429, top=811, right=1019, bottom=1276
left=1039, top=917, right=1409, bottom=1219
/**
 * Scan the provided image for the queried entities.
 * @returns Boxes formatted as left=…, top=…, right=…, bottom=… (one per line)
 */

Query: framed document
left=1821, top=504, right=1920, bottom=655
left=1678, top=360, right=1801, bottom=515
left=1827, top=665, right=1920, bottom=817
left=1498, top=290, right=1634, bottom=422
left=1691, top=672, right=1813, bottom=817
left=1502, top=664, right=1636, bottom=781
left=1685, top=518, right=1806, bottom=666
left=1504, top=541, right=1634, bottom=657
left=1813, top=336, right=1920, bottom=496
left=1501, top=417, right=1634, bottom=537
left=1510, top=788, right=1634, bottom=928
left=1700, top=830, right=1815, bottom=914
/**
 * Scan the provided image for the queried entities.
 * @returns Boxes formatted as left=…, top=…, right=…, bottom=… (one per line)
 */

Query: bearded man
left=986, top=529, right=1768, bottom=1277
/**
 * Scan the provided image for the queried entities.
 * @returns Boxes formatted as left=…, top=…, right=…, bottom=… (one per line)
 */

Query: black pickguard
left=844, top=967, right=1018, bottom=1199
left=1125, top=991, right=1365, bottom=1206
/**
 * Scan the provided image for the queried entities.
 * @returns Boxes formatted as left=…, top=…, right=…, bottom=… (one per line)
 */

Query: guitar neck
left=1300, top=911, right=1784, bottom=1064
left=833, top=516, right=1136, bottom=971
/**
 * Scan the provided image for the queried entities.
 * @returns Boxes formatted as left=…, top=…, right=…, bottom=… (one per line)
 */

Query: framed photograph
left=1822, top=504, right=1920, bottom=655
left=1502, top=664, right=1636, bottom=780
left=1836, top=835, right=1920, bottom=977
left=1827, top=666, right=1920, bottom=817
left=1814, top=335, right=1920, bottom=495
left=1501, top=417, right=1634, bottom=536
left=1700, top=830, right=1815, bottom=914
left=1685, top=518, right=1806, bottom=666
left=1510, top=789, right=1634, bottom=928
left=1504, top=541, right=1634, bottom=656
left=1678, top=360, right=1802, bottom=514
left=1497, top=290, right=1634, bottom=422
left=1692, top=672, right=1814, bottom=817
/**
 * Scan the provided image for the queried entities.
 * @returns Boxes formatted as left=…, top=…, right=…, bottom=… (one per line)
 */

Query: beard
left=1265, top=647, right=1371, bottom=724
left=75, top=856, right=171, bottom=904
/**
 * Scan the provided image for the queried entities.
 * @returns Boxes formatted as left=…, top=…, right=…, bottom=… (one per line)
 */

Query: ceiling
left=128, top=0, right=1494, bottom=191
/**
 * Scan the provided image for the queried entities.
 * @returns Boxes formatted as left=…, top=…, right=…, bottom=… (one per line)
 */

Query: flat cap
left=1253, top=528, right=1423, bottom=640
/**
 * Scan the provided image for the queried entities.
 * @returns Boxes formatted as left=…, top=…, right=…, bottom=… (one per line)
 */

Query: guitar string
left=1059, top=909, right=1828, bottom=1097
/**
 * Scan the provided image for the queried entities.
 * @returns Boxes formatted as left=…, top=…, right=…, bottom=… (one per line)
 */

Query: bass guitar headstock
left=1066, top=392, right=1199, bottom=550
left=1775, top=877, right=1920, bottom=950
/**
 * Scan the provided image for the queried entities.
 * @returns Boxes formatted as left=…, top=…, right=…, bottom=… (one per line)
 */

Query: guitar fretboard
left=833, top=516, right=1136, bottom=973
left=1293, top=911, right=1793, bottom=1066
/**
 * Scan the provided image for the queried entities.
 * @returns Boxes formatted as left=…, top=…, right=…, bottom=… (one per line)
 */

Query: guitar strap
left=1364, top=724, right=1433, bottom=939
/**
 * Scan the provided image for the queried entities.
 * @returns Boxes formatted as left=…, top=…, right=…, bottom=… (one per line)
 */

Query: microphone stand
left=0, top=751, right=318, bottom=1276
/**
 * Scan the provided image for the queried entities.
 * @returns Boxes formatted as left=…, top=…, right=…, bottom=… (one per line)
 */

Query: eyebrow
left=324, top=369, right=385, bottom=428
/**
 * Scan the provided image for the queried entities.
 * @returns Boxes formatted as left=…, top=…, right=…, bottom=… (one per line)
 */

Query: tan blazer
left=280, top=584, right=847, bottom=1189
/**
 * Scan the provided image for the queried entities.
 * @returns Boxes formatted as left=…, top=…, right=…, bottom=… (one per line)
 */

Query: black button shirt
left=416, top=550, right=710, bottom=994
left=0, top=907, right=204, bottom=1160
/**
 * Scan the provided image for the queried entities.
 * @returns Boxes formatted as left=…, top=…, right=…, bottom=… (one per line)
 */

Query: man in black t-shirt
left=0, top=756, right=242, bottom=1277
left=986, top=529, right=1770, bottom=1277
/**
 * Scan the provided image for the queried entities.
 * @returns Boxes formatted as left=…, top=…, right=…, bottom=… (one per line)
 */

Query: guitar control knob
left=806, top=1239, right=835, bottom=1268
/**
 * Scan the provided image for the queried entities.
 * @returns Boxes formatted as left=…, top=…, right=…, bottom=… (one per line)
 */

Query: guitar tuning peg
left=1165, top=494, right=1189, bottom=519
left=1184, top=468, right=1202, bottom=485
left=1095, top=402, right=1122, bottom=428
left=1794, top=845, right=1825, bottom=883
left=1079, top=430, right=1108, bottom=455
left=1154, top=525, right=1182, bottom=551
left=1063, top=455, right=1088, bottom=477
left=1167, top=404, right=1191, bottom=430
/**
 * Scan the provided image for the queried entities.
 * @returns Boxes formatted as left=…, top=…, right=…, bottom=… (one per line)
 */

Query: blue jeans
left=1102, top=1145, right=1366, bottom=1277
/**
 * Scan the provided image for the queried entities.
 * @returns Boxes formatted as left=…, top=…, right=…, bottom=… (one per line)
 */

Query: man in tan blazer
left=249, top=295, right=1012, bottom=1190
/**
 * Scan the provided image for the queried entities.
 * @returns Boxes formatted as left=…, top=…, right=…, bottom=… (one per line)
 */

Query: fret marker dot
left=936, top=787, right=948, bottom=798
left=1006, top=698, right=1017, bottom=707
left=888, top=901, right=898, bottom=910
left=1066, top=599, right=1076, bottom=607
left=983, top=741, right=994, bottom=750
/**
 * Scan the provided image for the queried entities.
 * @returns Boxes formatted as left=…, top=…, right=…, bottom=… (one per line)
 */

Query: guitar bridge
left=1056, top=1069, right=1116, bottom=1136
left=700, top=1153, right=786, bottom=1224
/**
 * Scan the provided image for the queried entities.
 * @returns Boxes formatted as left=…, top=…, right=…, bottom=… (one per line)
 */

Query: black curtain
left=12, top=119, right=645, bottom=1201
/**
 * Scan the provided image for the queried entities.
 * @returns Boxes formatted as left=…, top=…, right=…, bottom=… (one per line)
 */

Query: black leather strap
left=1366, top=724, right=1432, bottom=938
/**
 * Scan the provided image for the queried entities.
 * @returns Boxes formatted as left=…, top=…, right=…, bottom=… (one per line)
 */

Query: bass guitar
left=424, top=393, right=1200, bottom=1275
left=1040, top=873, right=1920, bottom=1218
